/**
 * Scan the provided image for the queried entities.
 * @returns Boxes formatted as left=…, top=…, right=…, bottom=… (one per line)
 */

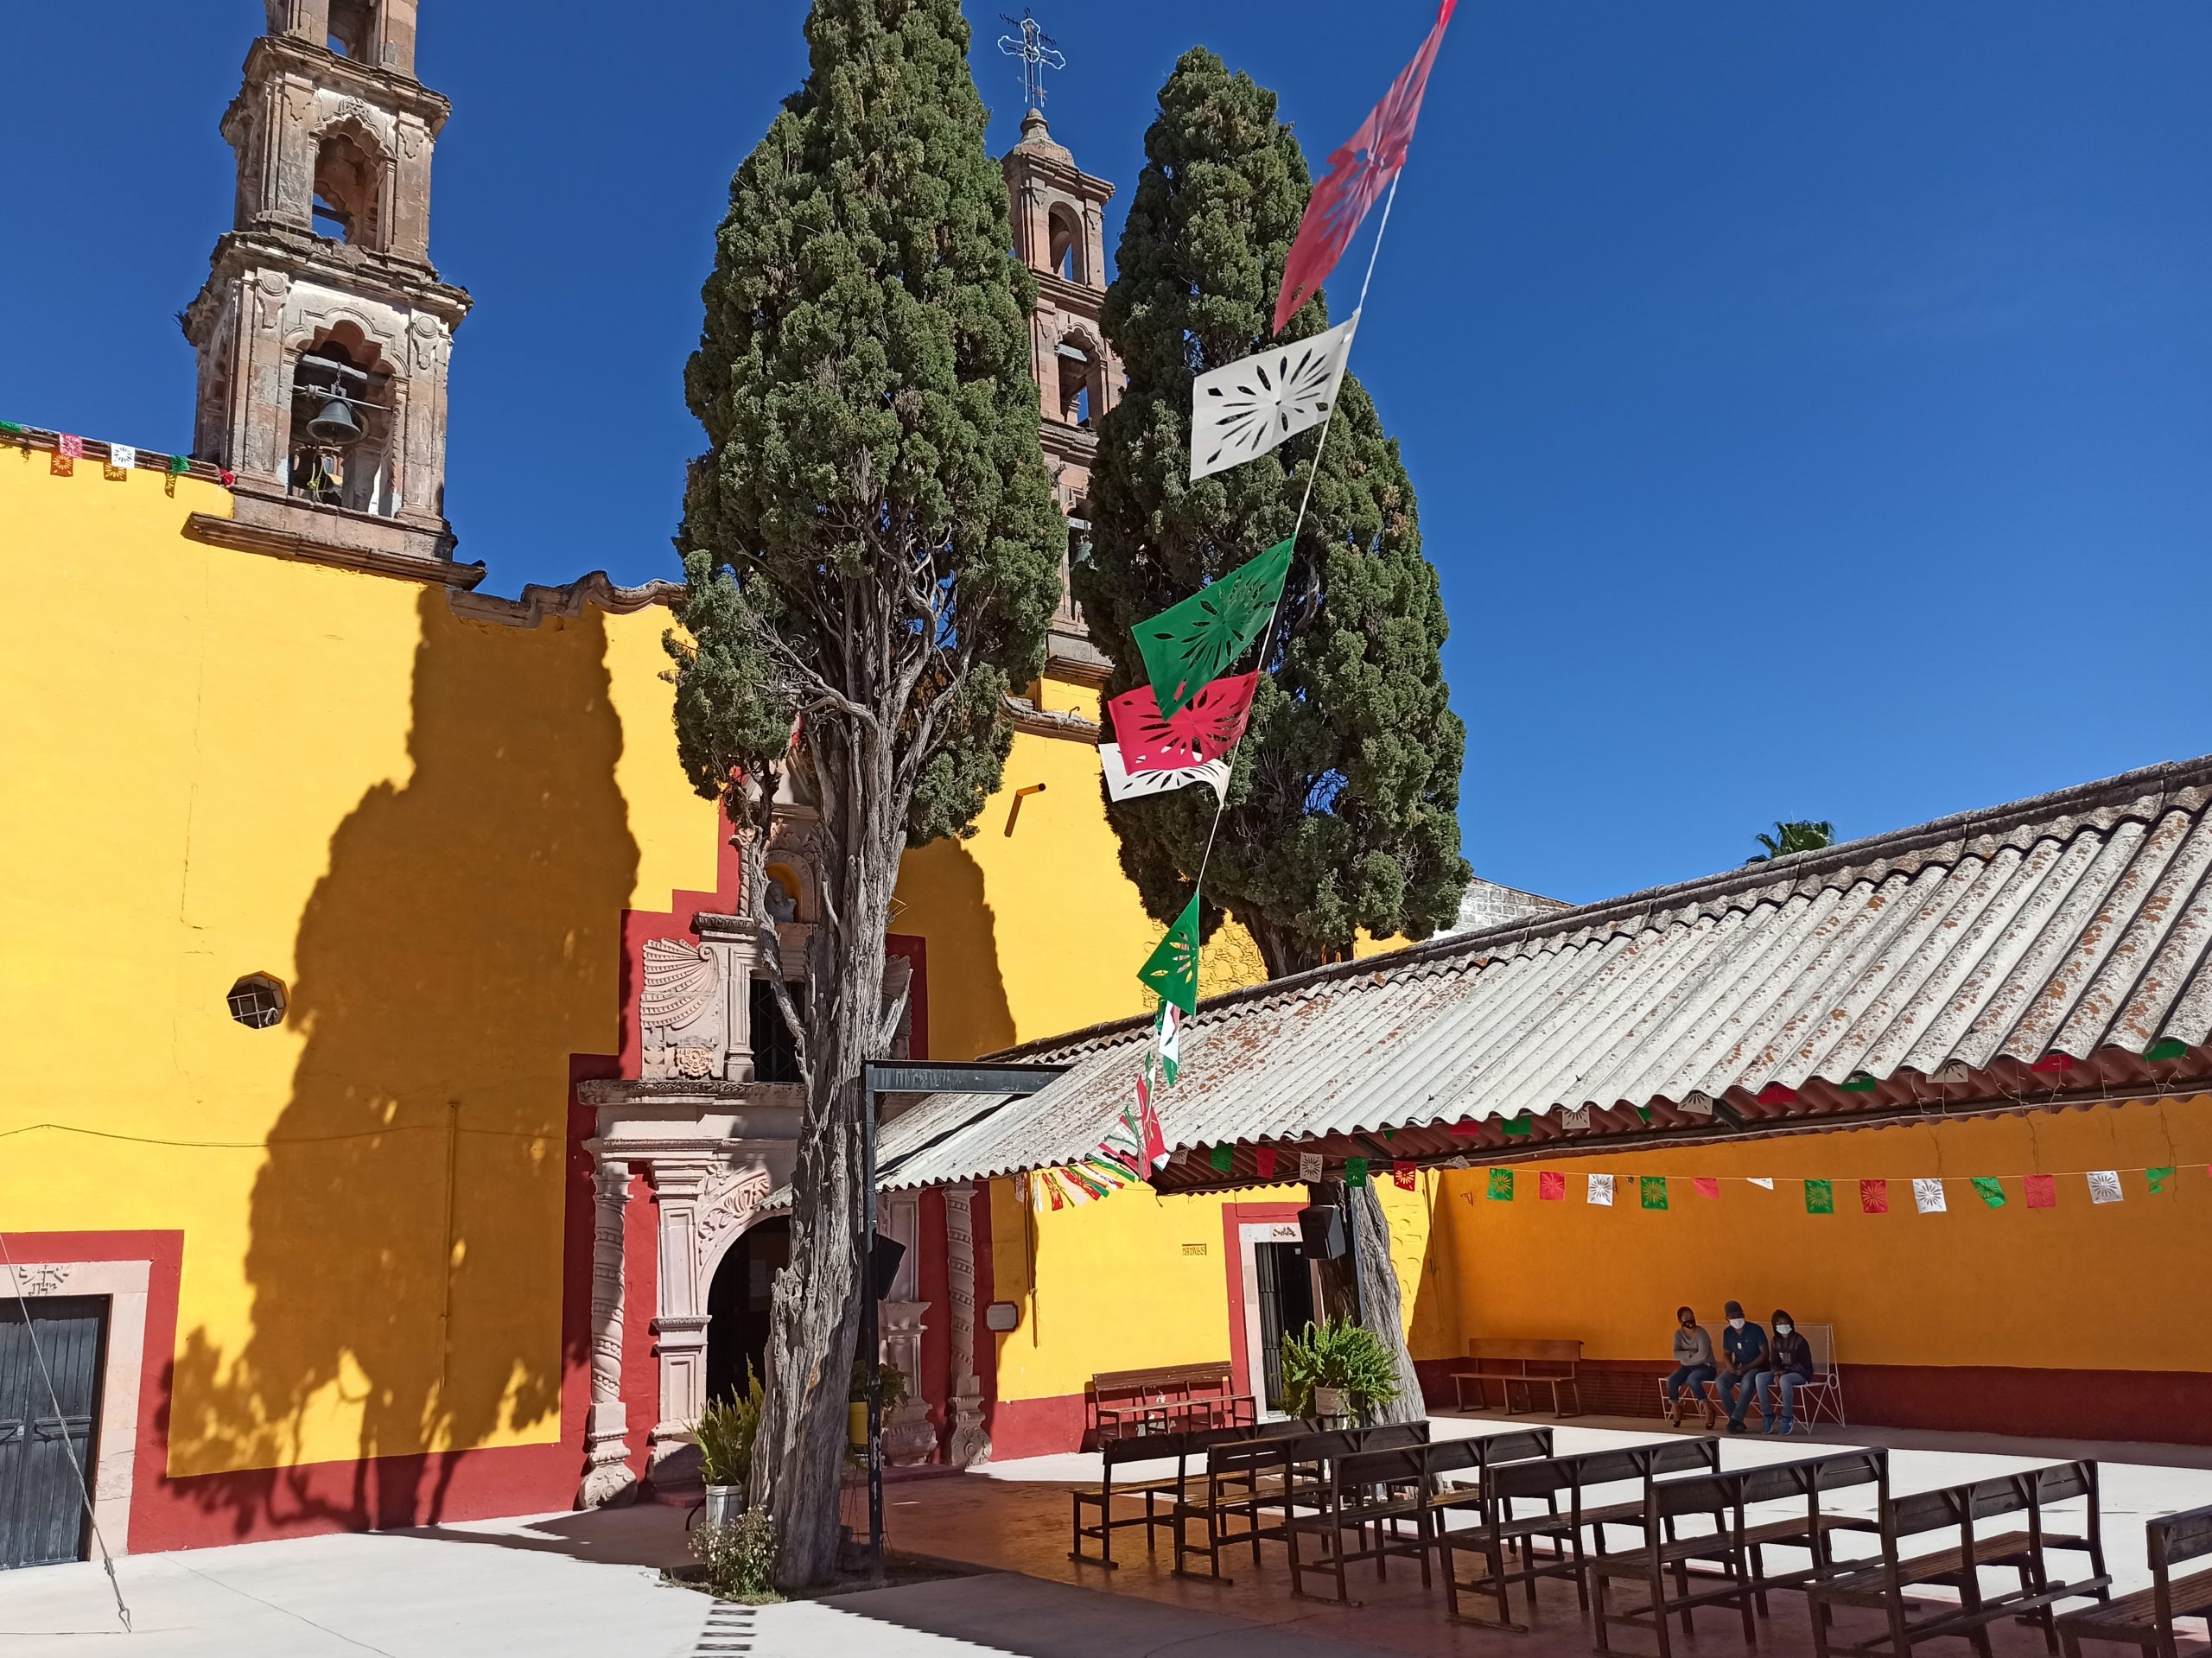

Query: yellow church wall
left=1, top=458, right=721, bottom=1491
left=1436, top=1097, right=2212, bottom=1378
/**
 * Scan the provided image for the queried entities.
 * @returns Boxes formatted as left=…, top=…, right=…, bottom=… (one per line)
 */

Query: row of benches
left=1069, top=1417, right=2212, bottom=1657
left=1449, top=1332, right=1847, bottom=1429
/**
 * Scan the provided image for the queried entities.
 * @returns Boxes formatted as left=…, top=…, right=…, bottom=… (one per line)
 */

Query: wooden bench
left=1088, top=1362, right=1255, bottom=1440
left=1807, top=1460, right=2111, bottom=1658
left=1172, top=1420, right=1427, bottom=1583
left=2059, top=1503, right=2212, bottom=1658
left=1070, top=1424, right=1223, bottom=1569
left=1449, top=1338, right=1585, bottom=1417
left=1286, top=1443, right=1435, bottom=1606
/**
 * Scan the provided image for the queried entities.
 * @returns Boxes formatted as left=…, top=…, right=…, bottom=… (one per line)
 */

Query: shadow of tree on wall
left=163, top=586, right=639, bottom=1536
left=894, top=838, right=1015, bottom=1061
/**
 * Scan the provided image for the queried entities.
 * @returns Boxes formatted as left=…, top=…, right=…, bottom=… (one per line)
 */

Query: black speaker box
left=1297, top=1204, right=1346, bottom=1259
left=868, top=1231, right=907, bottom=1291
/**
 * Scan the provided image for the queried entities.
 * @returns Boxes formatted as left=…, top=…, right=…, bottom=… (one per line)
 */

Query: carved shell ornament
left=641, top=939, right=718, bottom=1031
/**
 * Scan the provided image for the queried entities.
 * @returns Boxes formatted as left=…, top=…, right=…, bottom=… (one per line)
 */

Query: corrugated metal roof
left=878, top=756, right=2212, bottom=1194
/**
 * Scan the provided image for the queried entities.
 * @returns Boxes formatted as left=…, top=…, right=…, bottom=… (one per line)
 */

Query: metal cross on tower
left=997, top=10, right=1066, bottom=111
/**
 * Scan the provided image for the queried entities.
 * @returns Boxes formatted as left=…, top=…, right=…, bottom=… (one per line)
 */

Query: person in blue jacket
left=1714, top=1301, right=1768, bottom=1433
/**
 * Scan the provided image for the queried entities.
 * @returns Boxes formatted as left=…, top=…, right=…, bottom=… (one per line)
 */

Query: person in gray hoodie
left=1662, top=1305, right=1716, bottom=1426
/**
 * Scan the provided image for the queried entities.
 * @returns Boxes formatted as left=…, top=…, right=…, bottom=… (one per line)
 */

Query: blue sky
left=5, top=3, right=2208, bottom=905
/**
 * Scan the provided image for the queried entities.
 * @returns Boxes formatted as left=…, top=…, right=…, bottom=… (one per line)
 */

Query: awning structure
left=881, top=756, right=2212, bottom=1196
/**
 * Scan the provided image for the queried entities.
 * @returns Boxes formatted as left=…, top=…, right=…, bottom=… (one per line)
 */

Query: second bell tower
left=181, top=2, right=474, bottom=579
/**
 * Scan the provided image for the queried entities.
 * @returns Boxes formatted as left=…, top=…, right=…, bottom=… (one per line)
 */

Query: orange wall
left=1433, top=1096, right=2212, bottom=1373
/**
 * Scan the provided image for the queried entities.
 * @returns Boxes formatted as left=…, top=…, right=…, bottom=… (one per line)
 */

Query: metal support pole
left=861, top=1071, right=884, bottom=1583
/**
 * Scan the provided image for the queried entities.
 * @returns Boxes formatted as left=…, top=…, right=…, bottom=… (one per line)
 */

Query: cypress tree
left=668, top=0, right=1063, bottom=1585
left=1077, top=48, right=1471, bottom=979
left=1079, top=51, right=1470, bottom=1410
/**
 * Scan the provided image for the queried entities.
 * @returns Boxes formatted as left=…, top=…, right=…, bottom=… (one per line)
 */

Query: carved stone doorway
left=705, top=1216, right=788, bottom=1405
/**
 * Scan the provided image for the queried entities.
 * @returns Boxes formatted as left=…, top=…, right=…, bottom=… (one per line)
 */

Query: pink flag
left=1274, top=0, right=1457, bottom=334
left=2024, top=1173, right=2056, bottom=1210
left=57, top=434, right=84, bottom=459
left=1108, top=673, right=1258, bottom=773
left=1537, top=1170, right=1566, bottom=1201
left=1693, top=1177, right=1720, bottom=1200
left=1860, top=1178, right=1890, bottom=1215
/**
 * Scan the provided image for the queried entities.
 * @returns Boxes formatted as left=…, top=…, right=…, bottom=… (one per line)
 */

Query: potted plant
left=847, top=1360, right=908, bottom=1450
left=1279, top=1318, right=1402, bottom=1423
left=695, top=1365, right=762, bottom=1528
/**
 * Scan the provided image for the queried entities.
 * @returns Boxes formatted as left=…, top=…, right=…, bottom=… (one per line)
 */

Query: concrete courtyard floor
left=3, top=1412, right=2210, bottom=1656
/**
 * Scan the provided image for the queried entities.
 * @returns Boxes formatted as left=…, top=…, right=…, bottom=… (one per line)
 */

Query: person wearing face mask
left=1714, top=1301, right=1768, bottom=1434
left=1662, top=1305, right=1716, bottom=1426
left=1758, top=1310, right=1815, bottom=1433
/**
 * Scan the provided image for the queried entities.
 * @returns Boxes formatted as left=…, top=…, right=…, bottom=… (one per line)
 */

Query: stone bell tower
left=181, top=1, right=474, bottom=581
left=1003, top=107, right=1116, bottom=680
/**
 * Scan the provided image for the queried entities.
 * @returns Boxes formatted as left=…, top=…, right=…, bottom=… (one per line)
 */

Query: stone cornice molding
left=1004, top=694, right=1100, bottom=743
left=183, top=510, right=485, bottom=588
left=192, top=232, right=473, bottom=325
left=238, top=35, right=454, bottom=130
left=447, top=572, right=683, bottom=629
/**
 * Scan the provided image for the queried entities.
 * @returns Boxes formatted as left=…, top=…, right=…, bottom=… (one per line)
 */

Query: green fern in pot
left=1279, top=1318, right=1401, bottom=1422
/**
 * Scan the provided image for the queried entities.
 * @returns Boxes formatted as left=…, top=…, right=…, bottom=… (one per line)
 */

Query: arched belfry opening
left=311, top=126, right=385, bottom=249
left=289, top=327, right=394, bottom=516
left=1047, top=203, right=1085, bottom=284
left=326, top=0, right=380, bottom=60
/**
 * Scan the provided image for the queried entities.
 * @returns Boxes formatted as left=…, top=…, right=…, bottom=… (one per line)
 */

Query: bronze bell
left=304, top=396, right=362, bottom=447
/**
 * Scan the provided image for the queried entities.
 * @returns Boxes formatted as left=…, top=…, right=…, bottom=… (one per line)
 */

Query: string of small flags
left=1058, top=2, right=1459, bottom=1205
left=0, top=421, right=232, bottom=486
left=1472, top=1166, right=2209, bottom=1213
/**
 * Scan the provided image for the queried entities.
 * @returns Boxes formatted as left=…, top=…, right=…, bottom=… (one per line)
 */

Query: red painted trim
left=1420, top=1353, right=2212, bottom=1447
left=616, top=800, right=744, bottom=1079
left=990, top=1391, right=1087, bottom=1460
left=619, top=1159, right=660, bottom=1482
left=139, top=1440, right=583, bottom=1549
left=918, top=1187, right=950, bottom=1445
left=886, top=934, right=929, bottom=1060
left=972, top=1179, right=995, bottom=1450
left=0, top=1229, right=183, bottom=1554
left=1218, top=1201, right=1306, bottom=1411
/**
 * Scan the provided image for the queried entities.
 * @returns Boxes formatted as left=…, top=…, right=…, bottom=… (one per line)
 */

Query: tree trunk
left=1248, top=918, right=1428, bottom=1423
left=1305, top=1179, right=1426, bottom=1424
left=747, top=752, right=903, bottom=1588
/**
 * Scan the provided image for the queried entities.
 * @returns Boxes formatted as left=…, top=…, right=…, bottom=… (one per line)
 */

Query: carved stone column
left=944, top=1183, right=991, bottom=1468
left=577, top=1153, right=637, bottom=1508
left=646, top=1159, right=716, bottom=1481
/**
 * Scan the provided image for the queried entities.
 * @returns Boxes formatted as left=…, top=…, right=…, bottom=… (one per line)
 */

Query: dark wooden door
left=1253, top=1242, right=1315, bottom=1413
left=0, top=1295, right=106, bottom=1570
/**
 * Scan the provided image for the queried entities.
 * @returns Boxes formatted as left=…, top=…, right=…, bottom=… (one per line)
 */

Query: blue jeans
left=1662, top=1363, right=1715, bottom=1405
left=1758, top=1371, right=1806, bottom=1429
left=1716, top=1369, right=1760, bottom=1422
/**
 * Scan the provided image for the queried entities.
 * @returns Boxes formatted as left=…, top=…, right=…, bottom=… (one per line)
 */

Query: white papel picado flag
left=1189, top=314, right=1359, bottom=481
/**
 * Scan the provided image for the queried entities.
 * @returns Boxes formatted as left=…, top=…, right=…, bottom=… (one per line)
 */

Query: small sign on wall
left=1182, top=1242, right=1208, bottom=1256
left=984, top=1301, right=1020, bottom=1332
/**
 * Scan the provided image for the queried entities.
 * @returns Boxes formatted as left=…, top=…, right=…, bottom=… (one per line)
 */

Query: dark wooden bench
left=2059, top=1503, right=2212, bottom=1658
left=1450, top=1338, right=1585, bottom=1417
left=1286, top=1442, right=1436, bottom=1605
left=1438, top=1439, right=1719, bottom=1631
left=1071, top=1424, right=1242, bottom=1569
left=1171, top=1420, right=1426, bottom=1583
left=1807, top=1460, right=2111, bottom=1658
left=1088, top=1362, right=1255, bottom=1440
left=1589, top=1468, right=1763, bottom=1658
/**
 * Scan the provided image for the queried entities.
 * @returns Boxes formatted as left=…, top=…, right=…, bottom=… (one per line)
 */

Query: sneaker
left=1762, top=1420, right=1780, bottom=1434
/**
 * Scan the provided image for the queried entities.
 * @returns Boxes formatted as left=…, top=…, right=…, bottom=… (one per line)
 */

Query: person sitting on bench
left=1753, top=1310, right=1814, bottom=1434
left=1715, top=1301, right=1768, bottom=1434
left=1663, top=1305, right=1716, bottom=1426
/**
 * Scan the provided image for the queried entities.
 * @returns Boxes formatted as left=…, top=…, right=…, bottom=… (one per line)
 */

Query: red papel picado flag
left=1274, top=0, right=1457, bottom=336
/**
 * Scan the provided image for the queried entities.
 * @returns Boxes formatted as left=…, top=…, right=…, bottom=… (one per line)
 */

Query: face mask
left=1776, top=1324, right=1793, bottom=1336
left=1679, top=1315, right=1694, bottom=1326
left=1728, top=1318, right=1745, bottom=1331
